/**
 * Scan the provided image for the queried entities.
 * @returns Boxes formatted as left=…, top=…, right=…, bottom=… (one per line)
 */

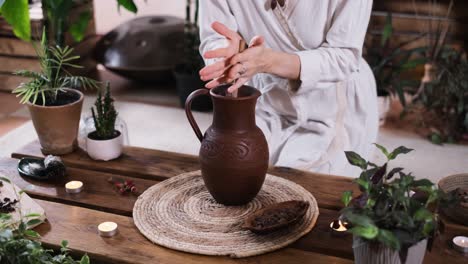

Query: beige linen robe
left=199, top=0, right=378, bottom=177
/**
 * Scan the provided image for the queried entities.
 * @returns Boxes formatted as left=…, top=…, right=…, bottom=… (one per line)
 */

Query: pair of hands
left=199, top=22, right=270, bottom=93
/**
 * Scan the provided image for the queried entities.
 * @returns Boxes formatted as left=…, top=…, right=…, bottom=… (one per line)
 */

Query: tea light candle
left=453, top=236, right=468, bottom=253
left=98, top=221, right=118, bottom=237
left=330, top=220, right=348, bottom=236
left=65, top=181, right=83, bottom=194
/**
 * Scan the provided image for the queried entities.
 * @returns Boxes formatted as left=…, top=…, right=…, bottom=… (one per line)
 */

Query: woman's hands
left=199, top=22, right=301, bottom=93
left=200, top=22, right=271, bottom=93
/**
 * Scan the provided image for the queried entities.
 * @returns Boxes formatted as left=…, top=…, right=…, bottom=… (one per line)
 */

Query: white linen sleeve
left=294, top=0, right=372, bottom=92
left=199, top=0, right=239, bottom=66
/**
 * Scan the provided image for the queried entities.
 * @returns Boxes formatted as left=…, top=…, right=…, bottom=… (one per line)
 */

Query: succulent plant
left=91, top=82, right=118, bottom=140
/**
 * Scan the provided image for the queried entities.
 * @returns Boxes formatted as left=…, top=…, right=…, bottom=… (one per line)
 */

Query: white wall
left=93, top=0, right=186, bottom=34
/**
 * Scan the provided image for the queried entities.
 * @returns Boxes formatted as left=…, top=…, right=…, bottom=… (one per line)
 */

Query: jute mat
left=133, top=170, right=319, bottom=258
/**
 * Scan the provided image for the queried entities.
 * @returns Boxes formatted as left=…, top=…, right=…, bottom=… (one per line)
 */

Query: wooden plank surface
left=34, top=200, right=352, bottom=264
left=0, top=157, right=352, bottom=259
left=0, top=73, right=30, bottom=92
left=0, top=37, right=37, bottom=57
left=11, top=141, right=356, bottom=210
left=0, top=158, right=157, bottom=216
left=0, top=55, right=40, bottom=73
left=4, top=142, right=468, bottom=263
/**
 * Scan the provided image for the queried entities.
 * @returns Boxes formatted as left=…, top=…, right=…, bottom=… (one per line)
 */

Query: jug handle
left=185, top=88, right=210, bottom=143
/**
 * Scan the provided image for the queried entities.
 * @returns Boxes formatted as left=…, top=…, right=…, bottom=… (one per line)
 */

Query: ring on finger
left=238, top=62, right=247, bottom=76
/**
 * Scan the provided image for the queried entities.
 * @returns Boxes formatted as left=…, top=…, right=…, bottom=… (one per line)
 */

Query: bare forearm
left=264, top=49, right=301, bottom=81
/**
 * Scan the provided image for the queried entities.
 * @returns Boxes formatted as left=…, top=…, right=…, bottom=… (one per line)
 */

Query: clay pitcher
left=185, top=85, right=269, bottom=205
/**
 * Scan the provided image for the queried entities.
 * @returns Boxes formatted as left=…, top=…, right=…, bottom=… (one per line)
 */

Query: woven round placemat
left=133, top=170, right=319, bottom=258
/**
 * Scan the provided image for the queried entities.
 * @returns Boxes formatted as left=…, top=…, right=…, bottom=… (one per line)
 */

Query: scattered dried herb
left=107, top=177, right=138, bottom=195
left=0, top=197, right=18, bottom=213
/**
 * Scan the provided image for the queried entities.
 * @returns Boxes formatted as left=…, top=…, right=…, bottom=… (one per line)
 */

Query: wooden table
left=0, top=140, right=466, bottom=263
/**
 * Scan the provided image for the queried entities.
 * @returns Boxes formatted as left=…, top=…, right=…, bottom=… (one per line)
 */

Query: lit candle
left=452, top=236, right=468, bottom=253
left=98, top=221, right=118, bottom=237
left=65, top=181, right=83, bottom=194
left=330, top=220, right=348, bottom=236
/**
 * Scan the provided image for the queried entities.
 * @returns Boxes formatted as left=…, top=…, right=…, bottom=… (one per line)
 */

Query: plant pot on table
left=174, top=65, right=212, bottom=112
left=353, top=237, right=427, bottom=264
left=28, top=88, right=83, bottom=155
left=86, top=130, right=123, bottom=161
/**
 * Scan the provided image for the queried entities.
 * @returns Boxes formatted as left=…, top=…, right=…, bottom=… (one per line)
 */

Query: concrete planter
left=353, top=237, right=427, bottom=264
left=27, top=88, right=83, bottom=155
left=86, top=131, right=123, bottom=161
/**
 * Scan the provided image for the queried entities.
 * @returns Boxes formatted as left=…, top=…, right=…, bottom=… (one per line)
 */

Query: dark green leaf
left=345, top=212, right=375, bottom=227
left=117, top=0, right=138, bottom=13
left=24, top=213, right=41, bottom=218
left=388, top=146, right=413, bottom=160
left=414, top=208, right=433, bottom=222
left=342, top=191, right=353, bottom=207
left=355, top=178, right=370, bottom=191
left=61, top=240, right=68, bottom=248
left=400, top=58, right=427, bottom=70
left=373, top=143, right=389, bottom=158
left=350, top=225, right=379, bottom=239
left=377, top=229, right=401, bottom=250
left=0, top=0, right=30, bottom=41
left=70, top=11, right=92, bottom=42
left=80, top=255, right=90, bottom=264
left=24, top=229, right=40, bottom=238
left=429, top=133, right=443, bottom=145
left=381, top=13, right=393, bottom=47
left=27, top=219, right=42, bottom=226
left=345, top=151, right=367, bottom=169
left=387, top=167, right=404, bottom=180
left=413, top=179, right=434, bottom=188
left=371, top=163, right=387, bottom=184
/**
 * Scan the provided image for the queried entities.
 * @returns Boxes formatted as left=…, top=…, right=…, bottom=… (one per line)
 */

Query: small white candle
left=330, top=220, right=348, bottom=237
left=65, top=181, right=83, bottom=194
left=98, top=221, right=118, bottom=237
left=330, top=220, right=348, bottom=232
left=453, top=236, right=468, bottom=253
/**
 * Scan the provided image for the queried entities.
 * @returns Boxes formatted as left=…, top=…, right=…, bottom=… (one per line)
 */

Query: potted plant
left=173, top=0, right=212, bottom=111
left=409, top=48, right=468, bottom=144
left=0, top=177, right=90, bottom=263
left=86, top=82, right=123, bottom=161
left=340, top=144, right=442, bottom=264
left=364, top=13, right=426, bottom=125
left=13, top=30, right=99, bottom=155
left=411, top=0, right=454, bottom=99
left=0, top=0, right=138, bottom=43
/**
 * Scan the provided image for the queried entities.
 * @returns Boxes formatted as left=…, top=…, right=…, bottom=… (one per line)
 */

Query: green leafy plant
left=177, top=0, right=204, bottom=74
left=365, top=13, right=426, bottom=105
left=340, top=144, right=442, bottom=261
left=0, top=176, right=90, bottom=264
left=12, top=30, right=99, bottom=105
left=91, top=82, right=118, bottom=140
left=411, top=48, right=468, bottom=144
left=0, top=0, right=138, bottom=44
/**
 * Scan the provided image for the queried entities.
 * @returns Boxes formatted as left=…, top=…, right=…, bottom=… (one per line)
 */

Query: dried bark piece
left=243, top=200, right=310, bottom=234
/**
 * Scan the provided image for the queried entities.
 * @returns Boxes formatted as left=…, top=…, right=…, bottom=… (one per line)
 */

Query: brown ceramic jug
left=185, top=85, right=269, bottom=205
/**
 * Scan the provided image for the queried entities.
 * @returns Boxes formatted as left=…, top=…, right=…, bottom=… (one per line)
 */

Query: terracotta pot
left=185, top=85, right=269, bottom=205
left=86, top=130, right=123, bottom=161
left=353, top=237, right=427, bottom=264
left=27, top=88, right=83, bottom=155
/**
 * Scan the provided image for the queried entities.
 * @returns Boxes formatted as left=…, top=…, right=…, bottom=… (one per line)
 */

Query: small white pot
left=377, top=96, right=391, bottom=126
left=86, top=131, right=123, bottom=161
